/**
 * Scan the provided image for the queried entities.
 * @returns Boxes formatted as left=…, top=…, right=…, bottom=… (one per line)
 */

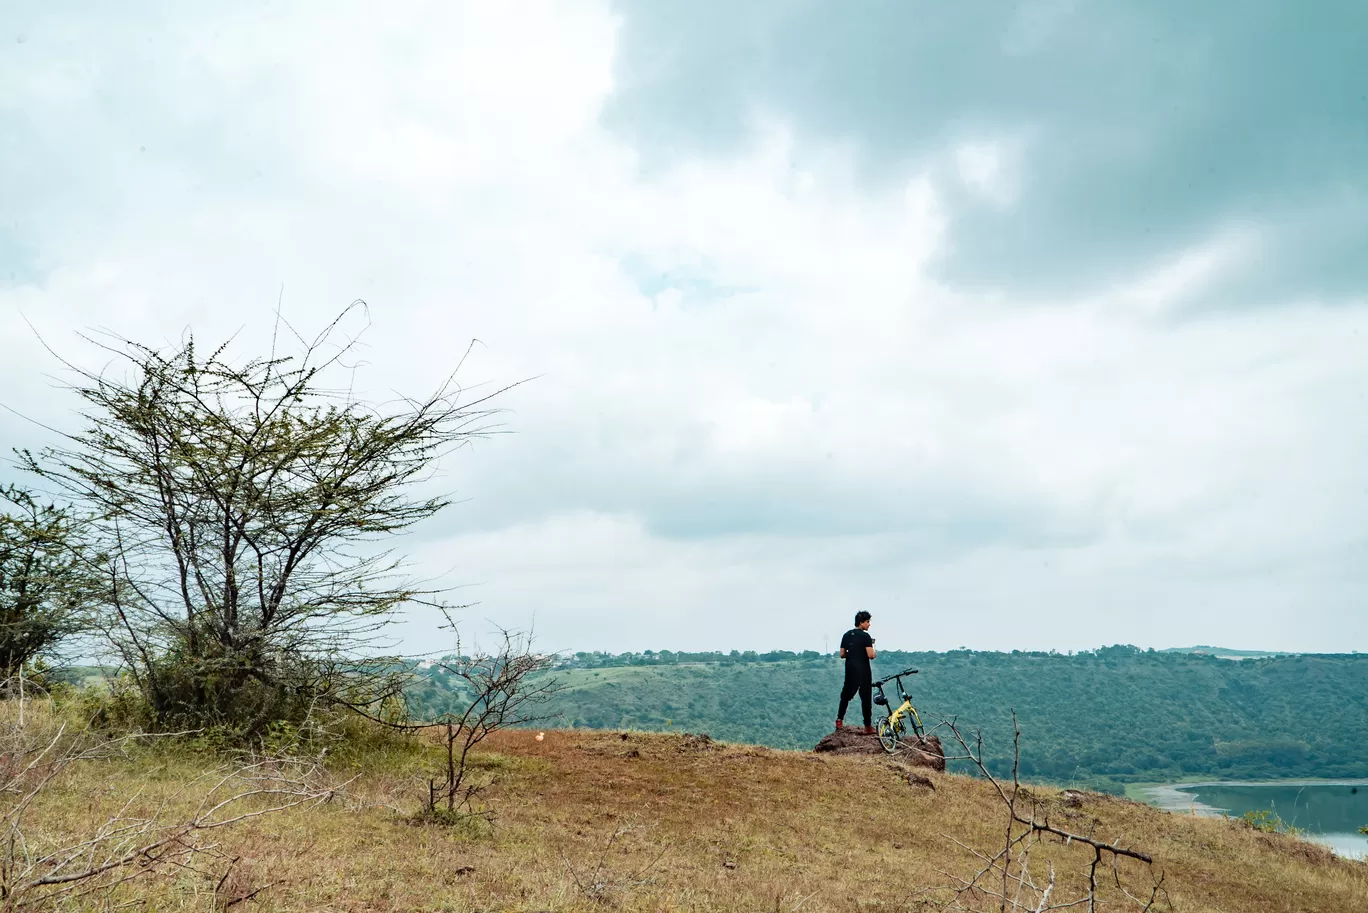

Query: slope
left=34, top=728, right=1368, bottom=911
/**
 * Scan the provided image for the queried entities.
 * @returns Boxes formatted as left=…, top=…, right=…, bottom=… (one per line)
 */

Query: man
left=836, top=610, right=877, bottom=734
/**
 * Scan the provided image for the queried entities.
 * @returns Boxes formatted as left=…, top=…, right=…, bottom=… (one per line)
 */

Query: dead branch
left=560, top=821, right=669, bottom=906
left=932, top=713, right=1170, bottom=913
left=0, top=700, right=339, bottom=911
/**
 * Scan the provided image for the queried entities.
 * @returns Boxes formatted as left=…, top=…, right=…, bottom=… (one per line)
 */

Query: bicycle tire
left=877, top=716, right=901, bottom=754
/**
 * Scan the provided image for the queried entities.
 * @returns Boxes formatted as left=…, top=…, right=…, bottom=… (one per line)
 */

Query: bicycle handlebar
left=873, top=667, right=919, bottom=686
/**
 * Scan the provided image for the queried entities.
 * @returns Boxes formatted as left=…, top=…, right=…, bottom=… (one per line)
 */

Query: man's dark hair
left=854, top=610, right=872, bottom=626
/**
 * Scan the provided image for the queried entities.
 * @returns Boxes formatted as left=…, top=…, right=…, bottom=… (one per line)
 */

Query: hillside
left=410, top=646, right=1368, bottom=790
left=34, top=727, right=1368, bottom=911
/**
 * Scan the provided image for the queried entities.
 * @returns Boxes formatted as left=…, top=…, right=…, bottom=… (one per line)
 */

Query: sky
left=2, top=1, right=1366, bottom=657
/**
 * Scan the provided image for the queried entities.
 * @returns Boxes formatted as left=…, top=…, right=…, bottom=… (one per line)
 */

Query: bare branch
left=398, top=620, right=558, bottom=823
left=0, top=700, right=339, bottom=911
left=932, top=713, right=1167, bottom=912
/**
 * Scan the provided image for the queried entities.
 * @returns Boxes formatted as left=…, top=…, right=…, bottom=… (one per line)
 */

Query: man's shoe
left=834, top=719, right=844, bottom=730
left=862, top=725, right=876, bottom=735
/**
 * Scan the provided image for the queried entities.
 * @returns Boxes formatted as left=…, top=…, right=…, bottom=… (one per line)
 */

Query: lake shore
left=1133, top=779, right=1368, bottom=861
left=1129, top=777, right=1368, bottom=805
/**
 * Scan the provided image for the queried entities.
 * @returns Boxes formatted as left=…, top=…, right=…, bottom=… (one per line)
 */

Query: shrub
left=61, top=671, right=153, bottom=732
left=1239, top=809, right=1303, bottom=836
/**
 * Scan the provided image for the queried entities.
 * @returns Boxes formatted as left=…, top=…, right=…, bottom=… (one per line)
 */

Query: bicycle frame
left=886, top=695, right=923, bottom=735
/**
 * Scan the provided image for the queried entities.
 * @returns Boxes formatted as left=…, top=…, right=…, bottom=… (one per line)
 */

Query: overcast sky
left=3, top=1, right=1366, bottom=656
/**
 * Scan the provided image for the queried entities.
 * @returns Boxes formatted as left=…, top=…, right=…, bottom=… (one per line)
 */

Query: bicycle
left=873, top=667, right=924, bottom=754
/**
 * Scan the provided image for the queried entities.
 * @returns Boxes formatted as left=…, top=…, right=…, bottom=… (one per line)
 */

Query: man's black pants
left=837, top=676, right=872, bottom=727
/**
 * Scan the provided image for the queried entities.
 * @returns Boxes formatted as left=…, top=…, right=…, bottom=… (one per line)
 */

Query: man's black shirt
left=840, top=627, right=874, bottom=681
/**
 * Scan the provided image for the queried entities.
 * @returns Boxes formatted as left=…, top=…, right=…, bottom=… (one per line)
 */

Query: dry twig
left=0, top=694, right=340, bottom=911
left=560, top=821, right=669, bottom=906
left=933, top=713, right=1171, bottom=913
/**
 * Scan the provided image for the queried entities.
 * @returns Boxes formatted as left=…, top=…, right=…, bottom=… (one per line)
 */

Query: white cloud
left=954, top=140, right=1021, bottom=209
left=2, top=0, right=1365, bottom=655
left=1113, top=223, right=1263, bottom=315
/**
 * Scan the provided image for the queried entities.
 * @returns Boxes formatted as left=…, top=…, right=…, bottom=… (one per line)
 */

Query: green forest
left=410, top=645, right=1368, bottom=793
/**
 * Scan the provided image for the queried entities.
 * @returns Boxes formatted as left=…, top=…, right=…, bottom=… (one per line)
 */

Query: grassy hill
left=33, top=723, right=1368, bottom=911
left=410, top=645, right=1368, bottom=791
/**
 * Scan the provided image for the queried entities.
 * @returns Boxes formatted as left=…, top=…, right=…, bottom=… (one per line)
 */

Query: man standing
left=836, top=611, right=877, bottom=734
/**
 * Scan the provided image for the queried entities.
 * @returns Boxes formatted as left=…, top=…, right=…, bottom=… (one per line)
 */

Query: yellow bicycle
left=873, top=668, right=924, bottom=753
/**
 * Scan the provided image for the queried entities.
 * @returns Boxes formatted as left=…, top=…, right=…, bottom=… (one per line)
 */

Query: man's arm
left=840, top=647, right=848, bottom=658
left=865, top=633, right=876, bottom=659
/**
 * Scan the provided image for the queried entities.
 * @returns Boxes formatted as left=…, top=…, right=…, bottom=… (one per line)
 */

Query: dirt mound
left=812, top=729, right=946, bottom=771
left=679, top=732, right=719, bottom=752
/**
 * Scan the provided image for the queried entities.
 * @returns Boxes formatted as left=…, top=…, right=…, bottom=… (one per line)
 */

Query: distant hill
left=48, top=664, right=118, bottom=686
left=1160, top=645, right=1297, bottom=660
left=411, top=645, right=1368, bottom=793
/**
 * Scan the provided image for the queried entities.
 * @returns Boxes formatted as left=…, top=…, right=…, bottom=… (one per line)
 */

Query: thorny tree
left=22, top=304, right=513, bottom=734
left=0, top=486, right=101, bottom=680
left=936, top=713, right=1172, bottom=913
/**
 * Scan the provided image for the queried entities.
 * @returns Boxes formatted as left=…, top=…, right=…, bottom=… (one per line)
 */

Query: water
left=1141, top=780, right=1368, bottom=860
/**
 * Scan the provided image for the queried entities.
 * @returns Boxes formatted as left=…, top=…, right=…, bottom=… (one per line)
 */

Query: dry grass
left=29, top=728, right=1368, bottom=912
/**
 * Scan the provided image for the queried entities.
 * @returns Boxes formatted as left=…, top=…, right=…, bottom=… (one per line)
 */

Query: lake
left=1140, top=780, right=1368, bottom=860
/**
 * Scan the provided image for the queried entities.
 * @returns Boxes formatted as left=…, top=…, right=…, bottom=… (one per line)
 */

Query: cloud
left=1, top=0, right=1366, bottom=654
left=603, top=0, right=1368, bottom=308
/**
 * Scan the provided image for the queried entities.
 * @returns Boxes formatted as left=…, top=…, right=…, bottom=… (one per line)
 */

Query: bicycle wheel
left=877, top=716, right=901, bottom=753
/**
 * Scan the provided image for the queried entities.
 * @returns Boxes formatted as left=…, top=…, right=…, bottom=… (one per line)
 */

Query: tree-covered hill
left=411, top=645, right=1368, bottom=792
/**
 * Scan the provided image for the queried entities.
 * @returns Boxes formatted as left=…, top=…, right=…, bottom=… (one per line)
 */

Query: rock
left=885, top=762, right=936, bottom=789
left=904, top=772, right=936, bottom=790
left=812, top=729, right=946, bottom=772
